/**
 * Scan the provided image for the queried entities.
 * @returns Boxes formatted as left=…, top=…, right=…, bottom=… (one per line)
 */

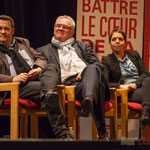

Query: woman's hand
left=119, top=83, right=137, bottom=92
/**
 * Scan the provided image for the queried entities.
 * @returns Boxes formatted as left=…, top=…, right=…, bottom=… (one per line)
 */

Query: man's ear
left=12, top=27, right=15, bottom=35
left=72, top=29, right=75, bottom=36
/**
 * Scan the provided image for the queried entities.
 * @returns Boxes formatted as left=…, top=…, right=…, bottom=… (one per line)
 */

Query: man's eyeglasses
left=55, top=24, right=73, bottom=30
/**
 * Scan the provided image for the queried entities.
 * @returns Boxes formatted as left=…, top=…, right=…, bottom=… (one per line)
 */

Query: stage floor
left=0, top=139, right=150, bottom=150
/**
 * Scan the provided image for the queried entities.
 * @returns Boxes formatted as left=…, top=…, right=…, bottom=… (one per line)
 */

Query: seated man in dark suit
left=0, top=15, right=71, bottom=139
left=36, top=15, right=110, bottom=140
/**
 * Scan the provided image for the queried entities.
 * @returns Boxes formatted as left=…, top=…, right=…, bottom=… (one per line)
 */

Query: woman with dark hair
left=102, top=28, right=150, bottom=127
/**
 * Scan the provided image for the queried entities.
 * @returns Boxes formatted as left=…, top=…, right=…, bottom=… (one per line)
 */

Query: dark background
left=0, top=0, right=77, bottom=49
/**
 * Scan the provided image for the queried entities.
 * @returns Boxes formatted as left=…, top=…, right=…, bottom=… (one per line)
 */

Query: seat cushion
left=65, top=100, right=81, bottom=110
left=0, top=99, right=113, bottom=113
left=105, top=101, right=113, bottom=112
left=0, top=99, right=41, bottom=110
left=117, top=102, right=142, bottom=113
left=65, top=100, right=112, bottom=112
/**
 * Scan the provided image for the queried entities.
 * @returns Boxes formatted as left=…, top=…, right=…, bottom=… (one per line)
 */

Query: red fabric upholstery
left=0, top=99, right=41, bottom=110
left=147, top=126, right=150, bottom=140
left=117, top=102, right=142, bottom=113
left=65, top=100, right=113, bottom=112
left=0, top=99, right=113, bottom=113
left=105, top=101, right=113, bottom=112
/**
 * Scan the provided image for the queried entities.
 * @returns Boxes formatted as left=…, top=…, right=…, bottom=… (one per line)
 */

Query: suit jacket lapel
left=49, top=44, right=60, bottom=65
left=72, top=41, right=83, bottom=59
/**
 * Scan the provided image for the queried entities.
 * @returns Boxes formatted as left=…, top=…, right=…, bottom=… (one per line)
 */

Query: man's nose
left=0, top=28, right=5, bottom=33
left=116, top=38, right=119, bottom=42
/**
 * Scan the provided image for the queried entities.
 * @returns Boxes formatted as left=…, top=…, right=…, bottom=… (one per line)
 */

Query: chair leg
left=110, top=117, right=118, bottom=140
left=76, top=114, right=80, bottom=139
left=140, top=126, right=148, bottom=140
left=120, top=89, right=128, bottom=139
left=30, top=115, right=39, bottom=138
left=67, top=100, right=76, bottom=139
left=92, top=117, right=97, bottom=140
left=20, top=115, right=28, bottom=138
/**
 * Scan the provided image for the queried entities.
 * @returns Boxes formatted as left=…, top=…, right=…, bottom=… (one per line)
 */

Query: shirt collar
left=10, top=38, right=16, bottom=48
left=0, top=38, right=16, bottom=48
left=114, top=52, right=128, bottom=63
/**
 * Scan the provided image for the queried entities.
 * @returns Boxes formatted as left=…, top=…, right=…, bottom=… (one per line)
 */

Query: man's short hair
left=0, top=15, right=14, bottom=28
left=55, top=15, right=75, bottom=30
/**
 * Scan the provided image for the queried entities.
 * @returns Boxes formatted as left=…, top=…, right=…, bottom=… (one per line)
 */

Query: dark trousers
left=129, top=77, right=150, bottom=107
left=19, top=64, right=67, bottom=137
left=65, top=64, right=110, bottom=135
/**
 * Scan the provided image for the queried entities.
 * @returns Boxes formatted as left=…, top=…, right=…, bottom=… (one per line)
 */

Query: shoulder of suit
left=73, top=40, right=90, bottom=51
left=102, top=53, right=116, bottom=64
left=126, top=50, right=139, bottom=57
left=37, top=43, right=52, bottom=50
left=14, top=37, right=31, bottom=48
left=103, top=53, right=114, bottom=60
left=74, top=40, right=89, bottom=46
left=14, top=36, right=28, bottom=42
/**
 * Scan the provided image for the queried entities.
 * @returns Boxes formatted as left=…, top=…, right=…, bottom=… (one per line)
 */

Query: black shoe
left=57, top=132, right=74, bottom=140
left=42, top=91, right=59, bottom=112
left=98, top=132, right=109, bottom=141
left=140, top=114, right=150, bottom=127
left=80, top=96, right=93, bottom=117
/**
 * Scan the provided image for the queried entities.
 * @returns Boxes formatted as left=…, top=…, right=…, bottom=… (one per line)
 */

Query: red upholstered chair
left=64, top=86, right=118, bottom=140
left=0, top=82, right=65, bottom=139
left=0, top=83, right=118, bottom=140
left=29, top=87, right=118, bottom=140
left=115, top=89, right=149, bottom=139
left=0, top=98, right=43, bottom=138
left=0, top=82, right=20, bottom=139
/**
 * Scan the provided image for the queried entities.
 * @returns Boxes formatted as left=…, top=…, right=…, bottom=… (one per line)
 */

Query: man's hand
left=28, top=67, right=42, bottom=80
left=12, top=73, right=29, bottom=83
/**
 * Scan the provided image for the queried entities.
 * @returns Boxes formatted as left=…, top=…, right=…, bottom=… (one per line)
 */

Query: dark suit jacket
left=0, top=37, right=47, bottom=83
left=102, top=51, right=149, bottom=88
left=0, top=37, right=47, bottom=105
left=36, top=40, right=103, bottom=84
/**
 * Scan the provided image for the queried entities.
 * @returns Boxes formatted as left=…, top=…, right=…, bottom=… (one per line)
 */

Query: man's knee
left=43, top=64, right=58, bottom=72
left=27, top=81, right=41, bottom=92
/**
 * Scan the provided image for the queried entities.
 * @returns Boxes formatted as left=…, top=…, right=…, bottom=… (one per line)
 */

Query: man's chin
left=0, top=40, right=8, bottom=46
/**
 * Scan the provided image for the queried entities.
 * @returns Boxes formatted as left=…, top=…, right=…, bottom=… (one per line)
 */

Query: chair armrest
left=65, top=86, right=76, bottom=102
left=109, top=88, right=128, bottom=108
left=0, top=82, right=20, bottom=91
left=116, top=88, right=128, bottom=114
left=109, top=88, right=117, bottom=106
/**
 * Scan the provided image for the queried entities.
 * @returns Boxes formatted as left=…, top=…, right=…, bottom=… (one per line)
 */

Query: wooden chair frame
left=0, top=82, right=66, bottom=139
left=116, top=89, right=147, bottom=139
left=0, top=83, right=118, bottom=140
left=65, top=86, right=118, bottom=140
left=0, top=82, right=20, bottom=139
